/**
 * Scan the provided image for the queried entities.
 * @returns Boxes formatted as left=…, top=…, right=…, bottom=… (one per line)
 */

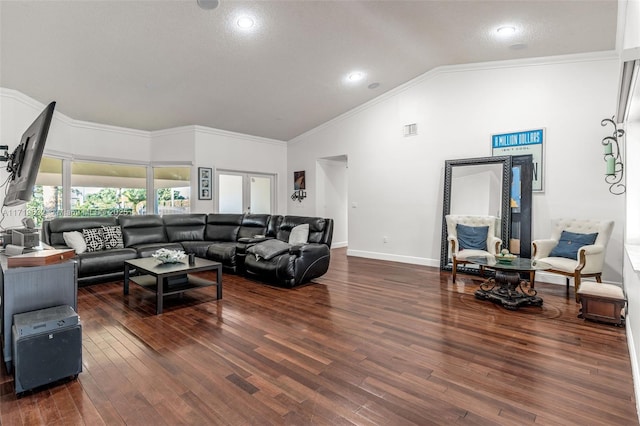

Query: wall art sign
left=492, top=128, right=544, bottom=191
left=198, top=167, right=212, bottom=200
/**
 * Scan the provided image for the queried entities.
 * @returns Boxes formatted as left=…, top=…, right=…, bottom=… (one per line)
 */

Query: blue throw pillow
left=549, top=230, right=598, bottom=259
left=456, top=224, right=488, bottom=251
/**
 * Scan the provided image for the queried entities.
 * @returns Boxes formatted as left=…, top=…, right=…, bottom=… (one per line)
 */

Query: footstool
left=577, top=281, right=626, bottom=326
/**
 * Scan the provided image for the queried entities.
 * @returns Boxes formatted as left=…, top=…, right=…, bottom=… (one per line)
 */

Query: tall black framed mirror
left=509, top=155, right=533, bottom=258
left=440, top=156, right=512, bottom=273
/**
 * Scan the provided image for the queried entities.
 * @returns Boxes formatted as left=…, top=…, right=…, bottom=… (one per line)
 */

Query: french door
left=216, top=170, right=274, bottom=214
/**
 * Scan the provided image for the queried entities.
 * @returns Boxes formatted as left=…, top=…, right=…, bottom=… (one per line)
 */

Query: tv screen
left=3, top=101, right=56, bottom=207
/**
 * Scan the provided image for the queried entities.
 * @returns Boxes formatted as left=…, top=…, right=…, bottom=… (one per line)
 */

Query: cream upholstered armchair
left=446, top=215, right=502, bottom=282
left=532, top=219, right=614, bottom=301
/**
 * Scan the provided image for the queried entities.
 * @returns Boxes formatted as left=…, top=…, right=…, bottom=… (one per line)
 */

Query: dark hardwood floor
left=0, top=248, right=637, bottom=425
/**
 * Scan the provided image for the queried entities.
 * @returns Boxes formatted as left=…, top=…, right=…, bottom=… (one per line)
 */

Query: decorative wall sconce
left=601, top=117, right=625, bottom=195
left=291, top=189, right=307, bottom=202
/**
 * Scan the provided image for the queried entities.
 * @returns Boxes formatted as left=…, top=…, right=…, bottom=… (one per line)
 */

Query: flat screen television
left=3, top=101, right=56, bottom=207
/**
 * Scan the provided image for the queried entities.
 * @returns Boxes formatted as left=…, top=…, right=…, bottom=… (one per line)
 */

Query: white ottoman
left=577, top=281, right=626, bottom=326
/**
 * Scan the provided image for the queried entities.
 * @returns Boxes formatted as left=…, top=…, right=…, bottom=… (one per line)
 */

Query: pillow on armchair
left=549, top=230, right=598, bottom=259
left=456, top=224, right=489, bottom=251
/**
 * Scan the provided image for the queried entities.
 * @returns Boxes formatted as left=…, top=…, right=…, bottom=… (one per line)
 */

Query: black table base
left=474, top=270, right=543, bottom=310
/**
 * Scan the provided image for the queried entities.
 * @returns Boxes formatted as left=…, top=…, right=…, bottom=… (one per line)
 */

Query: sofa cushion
left=206, top=242, right=238, bottom=265
left=549, top=230, right=598, bottom=259
left=119, top=215, right=168, bottom=246
left=237, top=214, right=271, bottom=239
left=63, top=231, right=87, bottom=254
left=205, top=214, right=243, bottom=241
left=77, top=248, right=137, bottom=277
left=130, top=242, right=184, bottom=258
left=164, top=214, right=207, bottom=242
left=180, top=241, right=216, bottom=258
left=102, top=225, right=124, bottom=249
left=82, top=228, right=105, bottom=252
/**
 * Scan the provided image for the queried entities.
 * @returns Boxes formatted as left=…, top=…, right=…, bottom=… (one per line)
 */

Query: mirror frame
left=440, top=155, right=513, bottom=272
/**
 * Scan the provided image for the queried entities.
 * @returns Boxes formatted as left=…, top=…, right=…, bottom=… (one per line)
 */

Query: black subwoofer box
left=12, top=307, right=82, bottom=394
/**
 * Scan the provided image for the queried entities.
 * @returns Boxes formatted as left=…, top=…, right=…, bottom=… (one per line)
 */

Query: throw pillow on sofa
left=289, top=224, right=309, bottom=245
left=82, top=227, right=105, bottom=252
left=102, top=225, right=124, bottom=249
left=63, top=231, right=87, bottom=254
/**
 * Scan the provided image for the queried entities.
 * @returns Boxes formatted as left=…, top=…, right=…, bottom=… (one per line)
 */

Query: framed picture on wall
left=294, top=170, right=306, bottom=190
left=198, top=167, right=212, bottom=200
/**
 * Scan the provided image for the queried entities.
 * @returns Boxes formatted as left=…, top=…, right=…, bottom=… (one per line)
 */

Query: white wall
left=288, top=53, right=624, bottom=282
left=316, top=158, right=348, bottom=247
left=193, top=126, right=287, bottom=214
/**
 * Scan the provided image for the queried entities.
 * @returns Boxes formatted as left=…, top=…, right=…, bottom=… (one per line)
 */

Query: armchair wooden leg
left=595, top=274, right=602, bottom=283
left=452, top=258, right=457, bottom=283
left=529, top=271, right=535, bottom=289
left=566, top=278, right=570, bottom=297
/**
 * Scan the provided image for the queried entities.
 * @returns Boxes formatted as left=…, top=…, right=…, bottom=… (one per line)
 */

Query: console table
left=0, top=257, right=78, bottom=372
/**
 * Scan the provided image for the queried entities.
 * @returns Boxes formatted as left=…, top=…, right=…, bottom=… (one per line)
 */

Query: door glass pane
left=219, top=174, right=243, bottom=213
left=154, top=166, right=191, bottom=215
left=71, top=161, right=146, bottom=216
left=28, top=156, right=63, bottom=226
left=250, top=176, right=271, bottom=214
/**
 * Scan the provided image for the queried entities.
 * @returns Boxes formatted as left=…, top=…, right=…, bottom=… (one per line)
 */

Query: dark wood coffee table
left=124, top=256, right=222, bottom=314
left=467, top=256, right=551, bottom=310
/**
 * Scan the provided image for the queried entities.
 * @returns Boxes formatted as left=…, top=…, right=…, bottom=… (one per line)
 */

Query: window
left=154, top=166, right=191, bottom=215
left=28, top=156, right=63, bottom=226
left=25, top=159, right=192, bottom=222
left=71, top=161, right=147, bottom=216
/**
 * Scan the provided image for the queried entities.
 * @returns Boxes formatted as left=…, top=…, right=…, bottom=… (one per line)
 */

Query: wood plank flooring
left=0, top=248, right=637, bottom=425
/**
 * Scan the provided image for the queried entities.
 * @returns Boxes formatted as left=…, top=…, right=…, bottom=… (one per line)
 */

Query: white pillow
left=288, top=224, right=309, bottom=245
left=63, top=231, right=87, bottom=254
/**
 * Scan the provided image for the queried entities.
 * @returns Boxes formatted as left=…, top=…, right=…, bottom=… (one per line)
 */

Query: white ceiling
left=0, top=0, right=619, bottom=141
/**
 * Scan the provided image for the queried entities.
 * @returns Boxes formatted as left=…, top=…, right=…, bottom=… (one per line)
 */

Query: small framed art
left=198, top=167, right=212, bottom=200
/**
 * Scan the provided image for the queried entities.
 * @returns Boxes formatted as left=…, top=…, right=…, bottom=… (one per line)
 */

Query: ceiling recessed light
left=237, top=16, right=255, bottom=29
left=348, top=71, right=365, bottom=82
left=368, top=82, right=380, bottom=90
left=496, top=26, right=516, bottom=36
left=197, top=0, right=219, bottom=10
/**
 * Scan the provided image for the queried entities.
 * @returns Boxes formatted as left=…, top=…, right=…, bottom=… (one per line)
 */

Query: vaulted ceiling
left=0, top=1, right=619, bottom=141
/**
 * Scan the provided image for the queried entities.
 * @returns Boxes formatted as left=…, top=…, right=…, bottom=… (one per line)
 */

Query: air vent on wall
left=403, top=123, right=417, bottom=137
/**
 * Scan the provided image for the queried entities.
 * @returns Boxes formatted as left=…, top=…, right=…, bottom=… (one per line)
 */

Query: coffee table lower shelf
left=129, top=274, right=217, bottom=296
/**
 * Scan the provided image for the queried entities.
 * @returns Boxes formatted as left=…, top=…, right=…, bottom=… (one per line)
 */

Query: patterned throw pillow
left=102, top=225, right=124, bottom=249
left=82, top=227, right=104, bottom=252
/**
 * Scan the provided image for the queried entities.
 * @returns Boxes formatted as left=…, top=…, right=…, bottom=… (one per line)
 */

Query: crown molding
left=191, top=125, right=287, bottom=146
left=1, top=88, right=149, bottom=138
left=288, top=51, right=620, bottom=144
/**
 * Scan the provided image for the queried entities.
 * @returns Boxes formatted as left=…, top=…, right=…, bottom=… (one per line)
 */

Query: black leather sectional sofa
left=42, top=213, right=334, bottom=288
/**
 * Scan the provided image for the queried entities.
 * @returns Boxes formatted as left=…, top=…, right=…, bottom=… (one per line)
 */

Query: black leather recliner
left=242, top=216, right=333, bottom=287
